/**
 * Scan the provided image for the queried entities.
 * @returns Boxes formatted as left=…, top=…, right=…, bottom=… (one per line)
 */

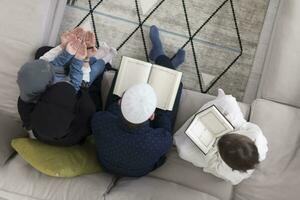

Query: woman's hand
left=61, top=31, right=76, bottom=49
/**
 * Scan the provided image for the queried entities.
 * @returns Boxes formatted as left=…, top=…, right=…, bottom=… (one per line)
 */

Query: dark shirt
left=18, top=83, right=96, bottom=146
left=91, top=102, right=173, bottom=177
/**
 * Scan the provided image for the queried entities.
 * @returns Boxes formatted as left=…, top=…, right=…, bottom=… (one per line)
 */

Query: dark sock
left=172, top=49, right=185, bottom=68
left=149, top=25, right=164, bottom=61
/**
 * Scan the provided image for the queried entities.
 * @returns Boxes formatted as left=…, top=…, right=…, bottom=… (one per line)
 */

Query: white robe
left=174, top=89, right=268, bottom=185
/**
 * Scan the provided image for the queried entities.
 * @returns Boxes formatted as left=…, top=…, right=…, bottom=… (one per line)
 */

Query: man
left=91, top=25, right=186, bottom=177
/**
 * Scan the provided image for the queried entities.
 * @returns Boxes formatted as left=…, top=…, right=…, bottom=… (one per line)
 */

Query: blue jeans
left=89, top=57, right=106, bottom=83
left=50, top=50, right=106, bottom=91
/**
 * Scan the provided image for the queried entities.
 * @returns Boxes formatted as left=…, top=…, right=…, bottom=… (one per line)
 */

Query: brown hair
left=218, top=134, right=259, bottom=172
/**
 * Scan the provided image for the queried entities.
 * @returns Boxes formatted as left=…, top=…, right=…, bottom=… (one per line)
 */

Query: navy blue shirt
left=91, top=102, right=173, bottom=177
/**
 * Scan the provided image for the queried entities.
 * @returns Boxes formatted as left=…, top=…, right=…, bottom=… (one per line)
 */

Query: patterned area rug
left=60, top=0, right=270, bottom=100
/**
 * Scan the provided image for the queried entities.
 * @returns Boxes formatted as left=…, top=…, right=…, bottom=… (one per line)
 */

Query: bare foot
left=72, top=27, right=86, bottom=41
left=85, top=31, right=96, bottom=48
left=61, top=32, right=76, bottom=49
left=66, top=39, right=81, bottom=55
left=75, top=42, right=87, bottom=60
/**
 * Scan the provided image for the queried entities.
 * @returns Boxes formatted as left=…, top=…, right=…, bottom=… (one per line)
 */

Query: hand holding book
left=185, top=105, right=234, bottom=154
left=113, top=56, right=182, bottom=111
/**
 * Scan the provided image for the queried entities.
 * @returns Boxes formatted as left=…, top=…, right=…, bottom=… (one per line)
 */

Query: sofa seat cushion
left=150, top=148, right=232, bottom=200
left=0, top=155, right=115, bottom=200
left=234, top=99, right=300, bottom=200
left=106, top=176, right=219, bottom=200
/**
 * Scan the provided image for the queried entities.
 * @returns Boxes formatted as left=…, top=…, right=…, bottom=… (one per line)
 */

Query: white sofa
left=0, top=0, right=300, bottom=199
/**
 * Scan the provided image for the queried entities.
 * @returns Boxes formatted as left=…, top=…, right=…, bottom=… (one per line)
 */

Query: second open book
left=185, top=106, right=234, bottom=155
left=113, top=56, right=182, bottom=111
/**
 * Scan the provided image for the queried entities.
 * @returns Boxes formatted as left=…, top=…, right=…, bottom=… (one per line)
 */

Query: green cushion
left=11, top=137, right=102, bottom=177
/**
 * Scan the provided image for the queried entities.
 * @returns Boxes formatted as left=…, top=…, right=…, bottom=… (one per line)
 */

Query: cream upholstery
left=234, top=99, right=300, bottom=200
left=0, top=0, right=63, bottom=116
left=0, top=156, right=115, bottom=200
left=260, top=0, right=300, bottom=108
left=150, top=148, right=232, bottom=200
left=105, top=176, right=219, bottom=200
left=234, top=0, right=300, bottom=199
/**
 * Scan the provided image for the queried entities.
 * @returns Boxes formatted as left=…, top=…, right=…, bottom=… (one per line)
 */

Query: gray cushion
left=234, top=99, right=300, bottom=200
left=106, top=176, right=219, bottom=200
left=150, top=148, right=232, bottom=200
left=0, top=111, right=27, bottom=166
left=0, top=155, right=115, bottom=200
left=260, top=0, right=300, bottom=108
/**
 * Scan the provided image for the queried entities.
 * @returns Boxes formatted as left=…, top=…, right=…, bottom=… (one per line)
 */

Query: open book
left=113, top=56, right=182, bottom=110
left=185, top=105, right=234, bottom=155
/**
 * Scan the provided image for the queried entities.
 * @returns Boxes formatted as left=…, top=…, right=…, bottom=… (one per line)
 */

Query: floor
left=59, top=0, right=270, bottom=100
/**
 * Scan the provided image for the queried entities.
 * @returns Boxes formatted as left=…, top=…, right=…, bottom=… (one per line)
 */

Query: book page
left=113, top=57, right=152, bottom=96
left=189, top=116, right=215, bottom=147
left=200, top=112, right=227, bottom=137
left=185, top=106, right=234, bottom=154
left=148, top=65, right=182, bottom=110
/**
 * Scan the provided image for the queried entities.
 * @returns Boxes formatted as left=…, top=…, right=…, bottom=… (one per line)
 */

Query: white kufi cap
left=121, top=83, right=157, bottom=124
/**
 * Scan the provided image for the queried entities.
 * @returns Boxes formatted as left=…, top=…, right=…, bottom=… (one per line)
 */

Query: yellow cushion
left=11, top=137, right=102, bottom=177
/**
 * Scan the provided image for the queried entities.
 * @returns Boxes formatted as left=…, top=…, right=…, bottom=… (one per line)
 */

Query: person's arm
left=173, top=115, right=208, bottom=168
left=89, top=59, right=106, bottom=84
left=39, top=45, right=63, bottom=62
left=69, top=58, right=84, bottom=91
left=89, top=57, right=97, bottom=65
left=236, top=122, right=268, bottom=162
left=17, top=97, right=35, bottom=130
left=200, top=89, right=246, bottom=129
left=151, top=129, right=173, bottom=169
left=203, top=154, right=253, bottom=185
left=50, top=50, right=73, bottom=67
left=155, top=129, right=173, bottom=155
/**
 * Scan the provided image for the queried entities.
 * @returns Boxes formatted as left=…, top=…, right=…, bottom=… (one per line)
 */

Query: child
left=17, top=27, right=116, bottom=103
left=174, top=89, right=268, bottom=185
